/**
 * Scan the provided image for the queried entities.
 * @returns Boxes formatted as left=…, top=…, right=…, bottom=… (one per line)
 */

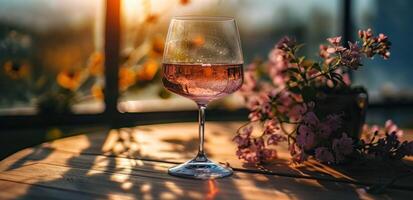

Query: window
left=352, top=0, right=413, bottom=103
left=117, top=0, right=341, bottom=113
left=0, top=0, right=104, bottom=115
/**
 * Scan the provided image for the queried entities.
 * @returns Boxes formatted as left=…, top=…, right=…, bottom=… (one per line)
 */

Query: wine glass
left=162, top=16, right=244, bottom=179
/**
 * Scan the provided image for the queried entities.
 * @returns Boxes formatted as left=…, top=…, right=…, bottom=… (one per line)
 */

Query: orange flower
left=145, top=14, right=159, bottom=24
left=137, top=58, right=159, bottom=81
left=3, top=60, right=30, bottom=79
left=88, top=52, right=104, bottom=76
left=150, top=35, right=165, bottom=57
left=57, top=70, right=82, bottom=91
left=119, top=66, right=136, bottom=91
left=91, top=84, right=104, bottom=100
left=180, top=0, right=190, bottom=5
left=191, top=35, right=205, bottom=47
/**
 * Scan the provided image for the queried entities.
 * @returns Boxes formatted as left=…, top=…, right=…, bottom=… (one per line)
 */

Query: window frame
left=2, top=0, right=409, bottom=129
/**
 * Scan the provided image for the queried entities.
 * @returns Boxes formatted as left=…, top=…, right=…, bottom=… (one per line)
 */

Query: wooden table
left=1, top=122, right=413, bottom=199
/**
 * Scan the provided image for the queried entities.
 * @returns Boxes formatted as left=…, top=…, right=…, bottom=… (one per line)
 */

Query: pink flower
left=263, top=119, right=279, bottom=135
left=340, top=42, right=361, bottom=69
left=236, top=147, right=259, bottom=164
left=268, top=48, right=289, bottom=87
left=267, top=134, right=286, bottom=145
left=324, top=114, right=342, bottom=131
left=261, top=149, right=278, bottom=161
left=288, top=104, right=307, bottom=121
left=327, top=36, right=342, bottom=46
left=315, top=147, right=334, bottom=163
left=371, top=125, right=380, bottom=133
left=275, top=36, right=295, bottom=50
left=302, top=112, right=319, bottom=126
left=248, top=111, right=261, bottom=122
left=319, top=45, right=330, bottom=58
left=262, top=102, right=273, bottom=117
left=245, top=96, right=260, bottom=111
left=318, top=123, right=333, bottom=139
left=342, top=73, right=351, bottom=85
left=233, top=126, right=253, bottom=148
left=332, top=133, right=353, bottom=162
left=378, top=33, right=388, bottom=42
left=385, top=119, right=399, bottom=133
left=240, top=70, right=256, bottom=94
left=287, top=142, right=307, bottom=163
left=358, top=29, right=391, bottom=60
left=384, top=120, right=404, bottom=138
left=358, top=28, right=373, bottom=39
left=383, top=51, right=390, bottom=60
left=297, top=125, right=316, bottom=150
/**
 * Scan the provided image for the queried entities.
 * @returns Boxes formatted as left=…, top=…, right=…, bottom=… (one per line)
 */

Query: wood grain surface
left=1, top=122, right=412, bottom=199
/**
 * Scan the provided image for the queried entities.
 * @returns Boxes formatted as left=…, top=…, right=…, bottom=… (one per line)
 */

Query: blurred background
left=1, top=0, right=413, bottom=158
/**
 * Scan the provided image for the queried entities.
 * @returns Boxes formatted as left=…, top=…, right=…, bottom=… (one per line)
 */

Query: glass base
left=168, top=155, right=233, bottom=179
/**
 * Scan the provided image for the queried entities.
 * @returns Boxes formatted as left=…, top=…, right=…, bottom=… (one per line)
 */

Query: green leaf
left=294, top=44, right=305, bottom=52
left=302, top=86, right=317, bottom=102
left=298, top=56, right=305, bottom=64
left=313, top=63, right=322, bottom=72
left=289, top=75, right=298, bottom=82
left=289, top=86, right=301, bottom=94
left=286, top=68, right=300, bottom=74
left=322, top=63, right=329, bottom=72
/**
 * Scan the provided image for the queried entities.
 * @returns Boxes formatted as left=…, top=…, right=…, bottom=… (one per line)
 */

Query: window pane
left=0, top=0, right=104, bottom=115
left=118, top=0, right=340, bottom=113
left=352, top=0, right=413, bottom=103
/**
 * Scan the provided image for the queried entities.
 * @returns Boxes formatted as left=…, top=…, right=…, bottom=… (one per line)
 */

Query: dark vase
left=314, top=87, right=368, bottom=139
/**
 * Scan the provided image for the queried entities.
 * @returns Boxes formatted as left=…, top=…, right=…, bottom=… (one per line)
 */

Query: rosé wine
left=162, top=63, right=243, bottom=104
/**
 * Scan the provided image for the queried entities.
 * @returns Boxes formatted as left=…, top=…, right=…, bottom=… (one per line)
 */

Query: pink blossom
left=327, top=36, right=342, bottom=46
left=248, top=111, right=261, bottom=122
left=324, top=114, right=342, bottom=131
left=342, top=73, right=351, bottom=85
left=332, top=133, right=353, bottom=162
left=340, top=42, right=362, bottom=69
left=267, top=134, right=286, bottom=145
left=315, top=147, right=334, bottom=163
left=275, top=36, right=295, bottom=50
left=288, top=104, right=307, bottom=121
left=297, top=125, right=316, bottom=150
left=383, top=51, right=390, bottom=60
left=358, top=28, right=373, bottom=39
left=302, top=112, right=319, bottom=126
left=233, top=126, right=253, bottom=148
left=288, top=142, right=308, bottom=163
left=371, top=125, right=380, bottom=133
left=318, top=123, right=333, bottom=139
left=233, top=135, right=249, bottom=148
left=319, top=45, right=330, bottom=58
left=264, top=119, right=280, bottom=135
left=262, top=102, right=273, bottom=117
left=327, top=47, right=337, bottom=54
left=261, top=149, right=278, bottom=161
left=385, top=120, right=399, bottom=133
left=358, top=29, right=391, bottom=60
left=240, top=70, right=256, bottom=94
left=378, top=33, right=388, bottom=42
left=245, top=96, right=260, bottom=111
left=268, top=48, right=289, bottom=87
left=236, top=148, right=259, bottom=164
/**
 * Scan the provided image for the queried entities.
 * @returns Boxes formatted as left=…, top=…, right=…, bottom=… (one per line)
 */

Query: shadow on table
left=8, top=128, right=244, bottom=199
left=6, top=125, right=411, bottom=199
left=253, top=156, right=413, bottom=190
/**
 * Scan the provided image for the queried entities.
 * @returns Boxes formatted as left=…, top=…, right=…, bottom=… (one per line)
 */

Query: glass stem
left=196, top=104, right=208, bottom=161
